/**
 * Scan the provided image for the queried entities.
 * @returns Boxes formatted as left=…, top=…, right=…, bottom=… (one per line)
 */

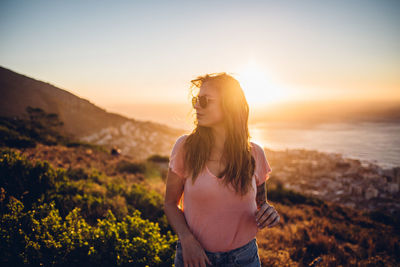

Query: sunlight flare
left=235, top=63, right=288, bottom=107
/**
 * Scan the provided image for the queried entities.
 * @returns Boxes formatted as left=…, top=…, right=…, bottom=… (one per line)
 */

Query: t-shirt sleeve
left=168, top=134, right=188, bottom=179
left=253, top=143, right=272, bottom=186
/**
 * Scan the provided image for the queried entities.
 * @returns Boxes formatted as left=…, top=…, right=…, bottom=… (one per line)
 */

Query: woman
left=164, top=73, right=280, bottom=267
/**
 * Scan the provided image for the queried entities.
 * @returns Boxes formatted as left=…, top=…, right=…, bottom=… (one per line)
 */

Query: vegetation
left=0, top=149, right=176, bottom=266
left=147, top=154, right=169, bottom=163
left=0, top=106, right=106, bottom=152
left=0, top=149, right=170, bottom=229
left=257, top=181, right=400, bottom=266
left=0, top=107, right=65, bottom=148
left=0, top=109, right=399, bottom=266
left=1, top=198, right=176, bottom=266
left=65, top=141, right=108, bottom=153
left=268, top=182, right=325, bottom=207
left=116, top=160, right=147, bottom=175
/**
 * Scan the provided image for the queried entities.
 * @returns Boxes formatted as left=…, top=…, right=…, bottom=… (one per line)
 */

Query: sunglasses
left=192, top=95, right=215, bottom=109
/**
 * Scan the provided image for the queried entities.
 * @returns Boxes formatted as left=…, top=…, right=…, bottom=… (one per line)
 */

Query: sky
left=1, top=0, right=400, bottom=120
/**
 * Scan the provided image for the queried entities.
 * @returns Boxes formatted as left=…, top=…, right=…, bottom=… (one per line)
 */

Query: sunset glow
left=236, top=63, right=290, bottom=107
left=0, top=0, right=399, bottom=128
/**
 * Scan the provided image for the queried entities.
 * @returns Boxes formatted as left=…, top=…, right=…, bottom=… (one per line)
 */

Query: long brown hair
left=182, top=72, right=255, bottom=196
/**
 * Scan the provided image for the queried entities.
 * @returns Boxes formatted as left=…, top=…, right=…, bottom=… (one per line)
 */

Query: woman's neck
left=211, top=124, right=225, bottom=153
left=209, top=126, right=225, bottom=161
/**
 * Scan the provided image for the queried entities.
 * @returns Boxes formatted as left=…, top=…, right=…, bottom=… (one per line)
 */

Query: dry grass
left=10, top=144, right=399, bottom=266
left=13, top=143, right=144, bottom=182
left=256, top=200, right=399, bottom=266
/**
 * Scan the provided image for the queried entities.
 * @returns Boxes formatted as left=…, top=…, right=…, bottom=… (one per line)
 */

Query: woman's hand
left=255, top=202, right=280, bottom=229
left=180, top=234, right=212, bottom=267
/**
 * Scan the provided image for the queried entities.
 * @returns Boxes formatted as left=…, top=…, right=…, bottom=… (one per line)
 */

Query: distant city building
left=395, top=167, right=400, bottom=186
left=351, top=185, right=363, bottom=196
left=364, top=186, right=379, bottom=200
left=387, top=183, right=399, bottom=194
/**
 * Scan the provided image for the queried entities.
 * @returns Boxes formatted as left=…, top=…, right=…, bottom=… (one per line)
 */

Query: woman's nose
left=193, top=99, right=201, bottom=110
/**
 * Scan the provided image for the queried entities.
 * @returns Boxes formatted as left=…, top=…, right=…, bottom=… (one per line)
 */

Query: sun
left=235, top=63, right=288, bottom=107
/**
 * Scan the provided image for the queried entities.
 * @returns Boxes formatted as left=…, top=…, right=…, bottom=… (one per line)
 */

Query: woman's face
left=194, top=82, right=224, bottom=128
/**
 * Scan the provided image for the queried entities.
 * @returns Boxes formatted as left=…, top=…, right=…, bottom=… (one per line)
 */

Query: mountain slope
left=0, top=66, right=185, bottom=159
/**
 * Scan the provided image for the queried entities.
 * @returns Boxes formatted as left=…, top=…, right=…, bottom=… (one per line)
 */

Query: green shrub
left=64, top=141, right=108, bottom=153
left=0, top=149, right=65, bottom=210
left=268, top=182, right=324, bottom=207
left=0, top=149, right=177, bottom=264
left=66, top=167, right=90, bottom=181
left=0, top=125, right=37, bottom=148
left=0, top=198, right=177, bottom=266
left=125, top=184, right=168, bottom=231
left=1, top=109, right=105, bottom=149
left=147, top=154, right=169, bottom=163
left=116, top=160, right=146, bottom=174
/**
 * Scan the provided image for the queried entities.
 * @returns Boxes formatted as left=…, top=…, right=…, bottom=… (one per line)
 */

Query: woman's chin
left=197, top=120, right=208, bottom=127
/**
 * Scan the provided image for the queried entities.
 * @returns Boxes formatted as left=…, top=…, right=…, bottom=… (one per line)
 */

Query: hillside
left=0, top=66, right=185, bottom=159
left=1, top=143, right=399, bottom=266
left=1, top=66, right=399, bottom=266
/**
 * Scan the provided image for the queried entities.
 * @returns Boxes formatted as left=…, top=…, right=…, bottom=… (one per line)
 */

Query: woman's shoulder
left=174, top=134, right=189, bottom=145
left=249, top=141, right=264, bottom=154
left=171, top=134, right=190, bottom=151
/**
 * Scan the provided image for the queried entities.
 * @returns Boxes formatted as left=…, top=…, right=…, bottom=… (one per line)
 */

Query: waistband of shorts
left=206, top=238, right=256, bottom=256
left=177, top=238, right=256, bottom=256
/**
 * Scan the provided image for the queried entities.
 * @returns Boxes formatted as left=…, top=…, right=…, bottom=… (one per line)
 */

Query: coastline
left=250, top=120, right=400, bottom=169
left=13, top=141, right=400, bottom=217
left=264, top=147, right=400, bottom=216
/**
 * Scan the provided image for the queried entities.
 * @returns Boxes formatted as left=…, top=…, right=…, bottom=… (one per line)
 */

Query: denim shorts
left=174, top=238, right=261, bottom=267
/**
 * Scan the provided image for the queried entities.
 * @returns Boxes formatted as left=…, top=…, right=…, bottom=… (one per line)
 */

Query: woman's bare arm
left=163, top=168, right=211, bottom=266
left=256, top=181, right=280, bottom=229
left=163, top=168, right=193, bottom=240
left=256, top=182, right=268, bottom=208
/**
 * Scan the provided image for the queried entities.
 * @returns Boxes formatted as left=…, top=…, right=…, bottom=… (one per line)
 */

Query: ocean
left=250, top=121, right=400, bottom=169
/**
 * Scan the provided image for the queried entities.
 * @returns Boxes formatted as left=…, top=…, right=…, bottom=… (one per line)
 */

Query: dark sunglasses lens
left=199, top=96, right=208, bottom=108
left=192, top=96, right=208, bottom=108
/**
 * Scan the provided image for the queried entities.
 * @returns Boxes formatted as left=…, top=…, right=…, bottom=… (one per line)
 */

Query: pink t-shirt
left=168, top=134, right=272, bottom=252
